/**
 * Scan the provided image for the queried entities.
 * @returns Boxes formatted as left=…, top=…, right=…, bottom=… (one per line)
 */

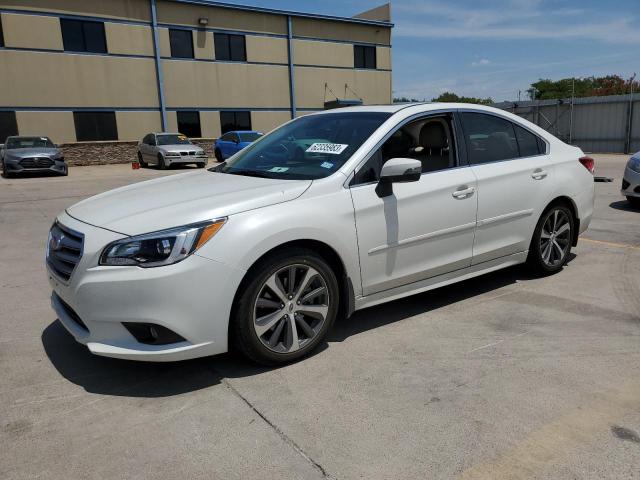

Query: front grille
left=20, top=157, right=54, bottom=168
left=622, top=179, right=630, bottom=190
left=180, top=151, right=196, bottom=156
left=46, top=222, right=84, bottom=282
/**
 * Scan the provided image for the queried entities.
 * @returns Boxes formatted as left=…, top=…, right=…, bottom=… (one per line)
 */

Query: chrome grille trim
left=20, top=157, right=54, bottom=168
left=46, top=222, right=84, bottom=282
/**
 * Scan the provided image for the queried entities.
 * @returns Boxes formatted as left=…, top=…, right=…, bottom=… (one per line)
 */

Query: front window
left=157, top=134, right=192, bottom=146
left=6, top=137, right=55, bottom=149
left=213, top=112, right=391, bottom=180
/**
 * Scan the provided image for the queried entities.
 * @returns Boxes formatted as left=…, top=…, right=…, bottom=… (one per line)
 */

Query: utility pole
left=625, top=74, right=636, bottom=154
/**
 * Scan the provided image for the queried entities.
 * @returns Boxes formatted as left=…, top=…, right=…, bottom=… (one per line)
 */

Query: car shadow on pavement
left=42, top=260, right=573, bottom=398
left=609, top=200, right=639, bottom=212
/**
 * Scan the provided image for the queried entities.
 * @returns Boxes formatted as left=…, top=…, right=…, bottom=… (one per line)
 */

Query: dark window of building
left=169, top=29, right=194, bottom=58
left=459, top=112, right=519, bottom=164
left=214, top=33, right=246, bottom=61
left=354, top=45, right=376, bottom=69
left=0, top=112, right=18, bottom=143
left=177, top=111, right=201, bottom=138
left=61, top=19, right=107, bottom=53
left=513, top=124, right=542, bottom=157
left=0, top=15, right=4, bottom=47
left=220, top=111, right=251, bottom=134
left=73, top=111, right=118, bottom=141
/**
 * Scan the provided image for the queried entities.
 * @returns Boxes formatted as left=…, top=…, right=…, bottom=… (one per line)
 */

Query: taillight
left=579, top=156, right=595, bottom=174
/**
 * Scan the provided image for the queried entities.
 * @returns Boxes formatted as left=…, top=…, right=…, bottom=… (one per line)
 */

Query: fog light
left=123, top=323, right=186, bottom=345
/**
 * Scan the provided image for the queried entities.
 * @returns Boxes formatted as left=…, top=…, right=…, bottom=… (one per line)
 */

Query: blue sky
left=222, top=0, right=640, bottom=102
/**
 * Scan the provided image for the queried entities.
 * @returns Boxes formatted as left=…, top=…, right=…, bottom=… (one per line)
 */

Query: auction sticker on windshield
left=306, top=143, right=348, bottom=155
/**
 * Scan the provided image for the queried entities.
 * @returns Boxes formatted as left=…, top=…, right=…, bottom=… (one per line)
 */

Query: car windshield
left=6, top=137, right=55, bottom=149
left=213, top=112, right=391, bottom=180
left=238, top=132, right=262, bottom=142
left=157, top=134, right=192, bottom=145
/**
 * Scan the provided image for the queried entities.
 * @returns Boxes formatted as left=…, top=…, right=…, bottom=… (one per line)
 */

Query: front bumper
left=164, top=155, right=208, bottom=165
left=622, top=166, right=640, bottom=198
left=47, top=212, right=246, bottom=361
left=4, top=157, right=67, bottom=174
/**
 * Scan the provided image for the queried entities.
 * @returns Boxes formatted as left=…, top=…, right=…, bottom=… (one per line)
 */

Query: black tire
left=626, top=196, right=640, bottom=208
left=526, top=204, right=574, bottom=275
left=137, top=151, right=147, bottom=168
left=157, top=153, right=166, bottom=170
left=214, top=148, right=223, bottom=162
left=197, top=162, right=206, bottom=168
left=231, top=247, right=339, bottom=365
left=1, top=160, right=9, bottom=178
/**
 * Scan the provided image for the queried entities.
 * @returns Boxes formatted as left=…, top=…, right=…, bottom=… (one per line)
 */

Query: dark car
left=1, top=136, right=67, bottom=177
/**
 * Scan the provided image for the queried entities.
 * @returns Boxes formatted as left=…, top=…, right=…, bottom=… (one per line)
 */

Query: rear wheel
left=527, top=205, right=574, bottom=275
left=626, top=196, right=640, bottom=208
left=231, top=248, right=339, bottom=365
left=157, top=153, right=166, bottom=170
left=137, top=151, right=147, bottom=168
left=215, top=148, right=223, bottom=162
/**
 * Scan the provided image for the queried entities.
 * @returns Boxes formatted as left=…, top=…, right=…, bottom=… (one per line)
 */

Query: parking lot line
left=581, top=237, right=640, bottom=251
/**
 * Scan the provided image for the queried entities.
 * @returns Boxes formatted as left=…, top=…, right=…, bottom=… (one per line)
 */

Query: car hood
left=66, top=170, right=312, bottom=235
left=5, top=147, right=60, bottom=158
left=158, top=144, right=203, bottom=154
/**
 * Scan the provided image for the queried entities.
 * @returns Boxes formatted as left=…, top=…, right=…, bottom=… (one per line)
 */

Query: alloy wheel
left=540, top=209, right=571, bottom=267
left=253, top=264, right=330, bottom=354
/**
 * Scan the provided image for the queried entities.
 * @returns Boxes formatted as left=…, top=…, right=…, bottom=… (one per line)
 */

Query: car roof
left=311, top=102, right=508, bottom=115
left=224, top=130, right=262, bottom=134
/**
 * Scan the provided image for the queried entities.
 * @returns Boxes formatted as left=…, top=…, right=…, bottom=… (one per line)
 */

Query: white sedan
left=46, top=103, right=595, bottom=365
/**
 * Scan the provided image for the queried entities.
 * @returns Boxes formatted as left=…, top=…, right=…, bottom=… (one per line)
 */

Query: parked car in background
left=137, top=133, right=208, bottom=169
left=47, top=104, right=594, bottom=366
left=622, top=152, right=640, bottom=207
left=1, top=136, right=67, bottom=177
left=214, top=130, right=263, bottom=161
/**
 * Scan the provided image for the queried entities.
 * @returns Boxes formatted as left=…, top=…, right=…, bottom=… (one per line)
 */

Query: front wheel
left=231, top=248, right=339, bottom=365
left=137, top=151, right=147, bottom=168
left=157, top=153, right=166, bottom=170
left=527, top=205, right=574, bottom=275
left=1, top=160, right=10, bottom=178
left=214, top=148, right=223, bottom=162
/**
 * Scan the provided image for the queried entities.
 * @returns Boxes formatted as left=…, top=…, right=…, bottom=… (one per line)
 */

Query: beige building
left=0, top=0, right=393, bottom=145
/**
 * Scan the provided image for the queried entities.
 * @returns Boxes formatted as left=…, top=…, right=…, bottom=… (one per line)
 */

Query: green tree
left=431, top=92, right=494, bottom=105
left=528, top=75, right=638, bottom=100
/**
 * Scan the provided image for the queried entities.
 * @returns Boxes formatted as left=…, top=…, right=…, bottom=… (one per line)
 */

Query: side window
left=61, top=19, right=107, bottom=53
left=353, top=114, right=457, bottom=184
left=142, top=134, right=150, bottom=144
left=169, top=29, right=194, bottom=58
left=513, top=123, right=542, bottom=157
left=459, top=112, right=518, bottom=165
left=214, top=33, right=246, bottom=61
left=148, top=135, right=156, bottom=146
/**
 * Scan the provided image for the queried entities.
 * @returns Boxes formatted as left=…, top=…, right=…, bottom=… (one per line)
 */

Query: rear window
left=238, top=132, right=262, bottom=142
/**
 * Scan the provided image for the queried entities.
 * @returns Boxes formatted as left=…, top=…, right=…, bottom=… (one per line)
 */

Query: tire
left=214, top=148, right=223, bottom=162
left=526, top=204, right=574, bottom=275
left=137, top=151, right=147, bottom=168
left=197, top=162, right=206, bottom=168
left=157, top=153, right=166, bottom=170
left=1, top=160, right=9, bottom=178
left=627, top=196, right=640, bottom=208
left=231, top=247, right=339, bottom=365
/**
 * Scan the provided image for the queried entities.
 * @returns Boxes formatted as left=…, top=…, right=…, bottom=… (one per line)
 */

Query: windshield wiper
left=226, top=169, right=274, bottom=179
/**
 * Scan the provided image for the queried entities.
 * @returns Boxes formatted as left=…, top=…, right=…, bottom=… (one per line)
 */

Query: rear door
left=458, top=111, right=555, bottom=265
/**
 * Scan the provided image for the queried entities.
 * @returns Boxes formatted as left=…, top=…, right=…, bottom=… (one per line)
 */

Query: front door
left=350, top=113, right=478, bottom=296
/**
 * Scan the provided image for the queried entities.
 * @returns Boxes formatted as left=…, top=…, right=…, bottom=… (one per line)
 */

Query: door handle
left=532, top=169, right=547, bottom=180
left=452, top=186, right=475, bottom=199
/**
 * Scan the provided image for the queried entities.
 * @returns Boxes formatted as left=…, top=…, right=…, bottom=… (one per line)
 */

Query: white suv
left=46, top=103, right=595, bottom=365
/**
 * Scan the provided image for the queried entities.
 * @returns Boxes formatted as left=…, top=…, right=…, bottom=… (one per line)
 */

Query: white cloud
left=471, top=58, right=491, bottom=67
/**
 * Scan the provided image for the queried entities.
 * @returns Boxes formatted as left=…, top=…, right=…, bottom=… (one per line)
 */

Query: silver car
left=137, top=133, right=208, bottom=169
left=1, top=136, right=67, bottom=178
left=622, top=152, right=640, bottom=207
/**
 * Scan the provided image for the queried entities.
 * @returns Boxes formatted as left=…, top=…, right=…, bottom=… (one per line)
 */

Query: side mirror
left=376, top=158, right=422, bottom=197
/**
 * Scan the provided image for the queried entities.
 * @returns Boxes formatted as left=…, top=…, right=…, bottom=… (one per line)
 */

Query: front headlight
left=628, top=156, right=640, bottom=173
left=99, top=219, right=226, bottom=267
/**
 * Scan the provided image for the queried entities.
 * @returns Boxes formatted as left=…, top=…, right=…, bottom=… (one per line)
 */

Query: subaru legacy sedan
left=47, top=104, right=594, bottom=365
left=137, top=133, right=208, bottom=169
left=1, top=136, right=67, bottom=177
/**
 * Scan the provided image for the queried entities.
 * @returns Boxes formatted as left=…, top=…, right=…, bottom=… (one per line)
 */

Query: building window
left=177, top=111, right=201, bottom=138
left=354, top=45, right=376, bottom=69
left=73, top=111, right=118, bottom=141
left=169, top=29, right=194, bottom=58
left=0, top=112, right=19, bottom=143
left=214, top=33, right=246, bottom=61
left=0, top=15, right=4, bottom=47
left=220, top=111, right=251, bottom=134
left=61, top=19, right=107, bottom=53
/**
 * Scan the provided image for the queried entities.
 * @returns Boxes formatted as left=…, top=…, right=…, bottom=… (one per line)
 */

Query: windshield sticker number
left=306, top=143, right=348, bottom=155
left=268, top=166, right=289, bottom=173
left=320, top=162, right=334, bottom=169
